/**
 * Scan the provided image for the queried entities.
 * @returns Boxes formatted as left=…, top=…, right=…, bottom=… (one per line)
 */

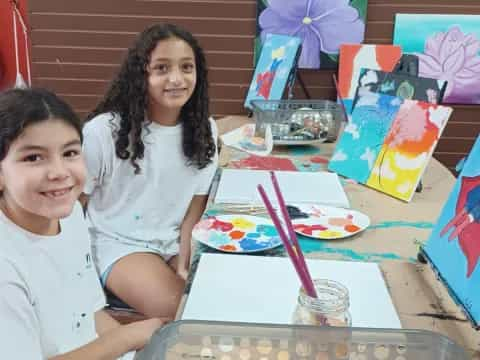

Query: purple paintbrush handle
left=257, top=184, right=317, bottom=298
left=270, top=172, right=318, bottom=298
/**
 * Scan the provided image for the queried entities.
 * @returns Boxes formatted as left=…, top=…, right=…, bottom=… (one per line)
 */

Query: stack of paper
left=214, top=169, right=350, bottom=208
left=182, top=254, right=401, bottom=329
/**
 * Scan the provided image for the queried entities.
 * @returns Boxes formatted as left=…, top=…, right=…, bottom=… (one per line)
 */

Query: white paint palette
left=290, top=204, right=370, bottom=240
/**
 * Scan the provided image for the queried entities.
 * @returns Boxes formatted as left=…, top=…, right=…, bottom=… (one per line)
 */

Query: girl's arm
left=49, top=317, right=163, bottom=360
left=177, top=194, right=208, bottom=279
left=95, top=309, right=121, bottom=335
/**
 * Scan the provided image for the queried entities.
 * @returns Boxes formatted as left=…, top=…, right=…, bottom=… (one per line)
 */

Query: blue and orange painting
left=328, top=92, right=401, bottom=183
left=423, top=135, right=480, bottom=326
left=245, top=34, right=301, bottom=109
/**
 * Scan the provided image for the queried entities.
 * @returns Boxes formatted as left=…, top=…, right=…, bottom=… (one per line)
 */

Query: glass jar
left=292, top=279, right=352, bottom=327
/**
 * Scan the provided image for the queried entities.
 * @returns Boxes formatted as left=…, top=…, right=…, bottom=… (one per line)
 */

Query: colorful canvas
left=328, top=91, right=452, bottom=201
left=423, top=135, right=480, bottom=327
left=338, top=44, right=402, bottom=113
left=393, top=14, right=480, bottom=104
left=255, top=0, right=368, bottom=69
left=355, top=69, right=447, bottom=106
left=192, top=215, right=282, bottom=253
left=245, top=34, right=301, bottom=109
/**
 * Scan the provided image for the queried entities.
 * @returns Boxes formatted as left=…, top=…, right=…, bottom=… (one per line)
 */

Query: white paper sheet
left=214, top=169, right=350, bottom=208
left=182, top=254, right=402, bottom=329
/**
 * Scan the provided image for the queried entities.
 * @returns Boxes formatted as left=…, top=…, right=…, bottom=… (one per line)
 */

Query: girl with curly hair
left=82, top=24, right=218, bottom=319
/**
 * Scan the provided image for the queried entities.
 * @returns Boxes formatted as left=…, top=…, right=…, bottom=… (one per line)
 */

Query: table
left=179, top=116, right=479, bottom=359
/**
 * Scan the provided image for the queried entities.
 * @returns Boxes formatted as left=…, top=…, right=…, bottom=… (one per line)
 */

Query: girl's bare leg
left=106, top=253, right=185, bottom=319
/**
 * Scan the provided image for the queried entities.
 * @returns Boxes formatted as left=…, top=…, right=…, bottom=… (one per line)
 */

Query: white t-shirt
left=0, top=202, right=106, bottom=359
left=83, top=113, right=218, bottom=274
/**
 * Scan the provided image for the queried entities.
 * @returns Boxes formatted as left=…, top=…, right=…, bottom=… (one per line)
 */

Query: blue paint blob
left=256, top=224, right=278, bottom=237
left=239, top=237, right=263, bottom=251
left=246, top=232, right=261, bottom=238
left=370, top=221, right=434, bottom=230
left=208, top=232, right=231, bottom=247
left=298, top=236, right=409, bottom=262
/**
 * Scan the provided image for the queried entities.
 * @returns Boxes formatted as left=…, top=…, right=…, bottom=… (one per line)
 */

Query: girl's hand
left=124, top=318, right=165, bottom=350
left=177, top=266, right=189, bottom=281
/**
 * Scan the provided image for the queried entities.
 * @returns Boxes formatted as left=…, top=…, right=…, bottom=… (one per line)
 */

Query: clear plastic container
left=292, top=279, right=352, bottom=327
left=136, top=320, right=469, bottom=360
left=251, top=99, right=345, bottom=143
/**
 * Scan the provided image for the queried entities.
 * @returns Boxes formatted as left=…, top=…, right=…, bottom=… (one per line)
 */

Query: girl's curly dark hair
left=87, top=23, right=215, bottom=174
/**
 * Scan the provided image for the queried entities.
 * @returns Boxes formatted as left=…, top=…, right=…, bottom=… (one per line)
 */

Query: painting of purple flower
left=416, top=26, right=480, bottom=104
left=257, top=0, right=367, bottom=69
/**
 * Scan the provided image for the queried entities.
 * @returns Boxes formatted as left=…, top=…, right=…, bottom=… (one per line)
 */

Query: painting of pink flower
left=416, top=26, right=480, bottom=104
left=256, top=0, right=367, bottom=69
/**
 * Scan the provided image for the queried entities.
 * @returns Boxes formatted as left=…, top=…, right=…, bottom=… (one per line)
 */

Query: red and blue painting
left=244, top=34, right=301, bottom=109
left=423, top=135, right=480, bottom=327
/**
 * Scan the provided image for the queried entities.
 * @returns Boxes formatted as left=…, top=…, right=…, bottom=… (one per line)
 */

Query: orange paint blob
left=344, top=224, right=361, bottom=233
left=220, top=244, right=237, bottom=252
left=229, top=230, right=245, bottom=240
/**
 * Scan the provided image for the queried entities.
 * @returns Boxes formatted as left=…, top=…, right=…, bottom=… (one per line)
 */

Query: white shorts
left=92, top=237, right=178, bottom=286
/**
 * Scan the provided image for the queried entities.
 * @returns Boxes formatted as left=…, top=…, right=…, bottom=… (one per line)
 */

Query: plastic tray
left=136, top=320, right=468, bottom=360
left=251, top=99, right=345, bottom=143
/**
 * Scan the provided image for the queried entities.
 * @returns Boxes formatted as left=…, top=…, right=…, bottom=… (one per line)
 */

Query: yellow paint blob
left=302, top=16, right=313, bottom=25
left=318, top=230, right=343, bottom=238
left=231, top=217, right=255, bottom=230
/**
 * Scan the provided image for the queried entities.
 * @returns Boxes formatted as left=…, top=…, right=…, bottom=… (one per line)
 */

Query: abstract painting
left=256, top=0, right=368, bottom=69
left=244, top=33, right=301, bottom=109
left=328, top=91, right=452, bottom=201
left=394, top=14, right=480, bottom=104
left=338, top=44, right=402, bottom=113
left=423, top=135, right=480, bottom=327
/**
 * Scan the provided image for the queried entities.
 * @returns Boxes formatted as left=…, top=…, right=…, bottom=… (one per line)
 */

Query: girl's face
left=146, top=37, right=197, bottom=117
left=0, top=119, right=86, bottom=235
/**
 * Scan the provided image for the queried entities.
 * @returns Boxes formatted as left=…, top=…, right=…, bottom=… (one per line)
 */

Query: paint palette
left=192, top=215, right=282, bottom=253
left=291, top=204, right=370, bottom=240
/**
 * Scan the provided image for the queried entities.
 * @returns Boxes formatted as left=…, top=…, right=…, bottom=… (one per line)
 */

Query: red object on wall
left=0, top=0, right=30, bottom=90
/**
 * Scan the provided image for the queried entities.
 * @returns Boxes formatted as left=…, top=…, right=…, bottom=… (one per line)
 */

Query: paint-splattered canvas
left=255, top=0, right=368, bottom=69
left=328, top=92, right=452, bottom=201
left=338, top=44, right=402, bottom=113
left=355, top=69, right=447, bottom=106
left=394, top=14, right=480, bottom=104
left=329, top=91, right=401, bottom=184
left=423, top=135, right=480, bottom=327
left=245, top=34, right=301, bottom=109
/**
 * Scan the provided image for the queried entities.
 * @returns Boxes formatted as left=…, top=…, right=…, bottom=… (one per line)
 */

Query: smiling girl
left=0, top=88, right=163, bottom=359
left=82, top=24, right=218, bottom=319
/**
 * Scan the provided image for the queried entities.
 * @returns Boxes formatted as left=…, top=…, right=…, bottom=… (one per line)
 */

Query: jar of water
left=292, top=279, right=352, bottom=327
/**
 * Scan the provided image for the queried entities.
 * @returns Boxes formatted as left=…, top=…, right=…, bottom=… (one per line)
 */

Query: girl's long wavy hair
left=87, top=23, right=215, bottom=174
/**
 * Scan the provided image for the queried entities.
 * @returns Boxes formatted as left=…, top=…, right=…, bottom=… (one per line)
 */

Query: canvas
left=328, top=91, right=452, bottom=202
left=393, top=13, right=480, bottom=104
left=337, top=44, right=402, bottom=113
left=244, top=34, right=301, bottom=109
left=353, top=69, right=448, bottom=108
left=423, top=135, right=480, bottom=327
left=255, top=0, right=368, bottom=69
